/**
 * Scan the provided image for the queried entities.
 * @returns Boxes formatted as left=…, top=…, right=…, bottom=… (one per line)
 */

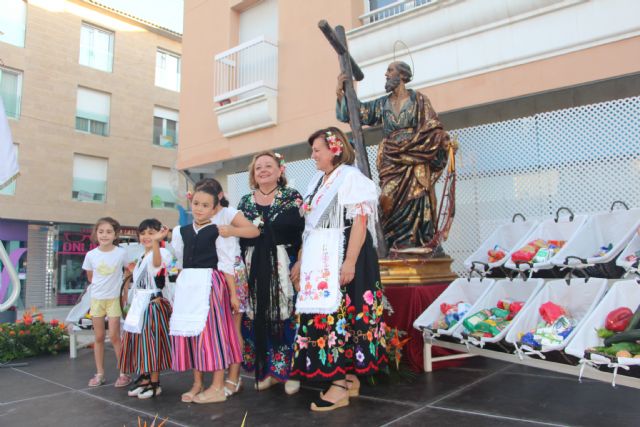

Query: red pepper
left=605, top=307, right=634, bottom=332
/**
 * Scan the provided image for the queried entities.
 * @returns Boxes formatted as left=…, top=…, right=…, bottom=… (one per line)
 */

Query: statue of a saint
left=336, top=61, right=452, bottom=251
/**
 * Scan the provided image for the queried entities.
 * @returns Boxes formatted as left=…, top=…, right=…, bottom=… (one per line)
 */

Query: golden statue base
left=379, top=255, right=458, bottom=287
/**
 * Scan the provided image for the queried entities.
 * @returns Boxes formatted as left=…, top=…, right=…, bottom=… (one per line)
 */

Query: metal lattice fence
left=228, top=96, right=640, bottom=275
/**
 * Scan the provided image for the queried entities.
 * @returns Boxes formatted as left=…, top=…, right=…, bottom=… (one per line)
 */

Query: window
left=75, top=87, right=110, bottom=136
left=79, top=23, right=114, bottom=72
left=155, top=49, right=181, bottom=91
left=365, top=0, right=431, bottom=23
left=0, top=67, right=22, bottom=118
left=0, top=144, right=18, bottom=196
left=151, top=166, right=176, bottom=209
left=72, top=154, right=107, bottom=202
left=153, top=107, right=178, bottom=148
left=0, top=0, right=27, bottom=48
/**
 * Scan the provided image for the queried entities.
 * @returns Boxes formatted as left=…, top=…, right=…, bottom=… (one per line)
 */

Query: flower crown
left=274, top=152, right=286, bottom=173
left=325, top=131, right=343, bottom=157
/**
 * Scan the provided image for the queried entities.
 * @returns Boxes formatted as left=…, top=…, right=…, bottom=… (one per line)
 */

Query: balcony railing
left=359, top=0, right=435, bottom=25
left=214, top=36, right=278, bottom=103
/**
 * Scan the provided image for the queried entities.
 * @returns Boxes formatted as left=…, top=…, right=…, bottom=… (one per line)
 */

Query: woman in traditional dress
left=238, top=151, right=305, bottom=394
left=290, top=127, right=387, bottom=412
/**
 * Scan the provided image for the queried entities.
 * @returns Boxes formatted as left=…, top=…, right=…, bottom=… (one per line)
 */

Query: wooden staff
left=318, top=20, right=388, bottom=255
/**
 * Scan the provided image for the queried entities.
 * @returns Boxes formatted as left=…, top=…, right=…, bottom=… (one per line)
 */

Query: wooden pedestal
left=379, top=256, right=458, bottom=286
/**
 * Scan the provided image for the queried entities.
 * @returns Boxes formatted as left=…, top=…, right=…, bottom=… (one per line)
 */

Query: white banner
left=0, top=100, right=18, bottom=190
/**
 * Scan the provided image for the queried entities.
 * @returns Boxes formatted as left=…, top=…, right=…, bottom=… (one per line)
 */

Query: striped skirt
left=171, top=269, right=242, bottom=372
left=119, top=298, right=172, bottom=374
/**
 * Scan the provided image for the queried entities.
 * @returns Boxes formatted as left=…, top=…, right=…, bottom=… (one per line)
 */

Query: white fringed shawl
left=296, top=165, right=379, bottom=314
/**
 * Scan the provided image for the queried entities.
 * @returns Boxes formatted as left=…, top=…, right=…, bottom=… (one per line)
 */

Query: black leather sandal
left=137, top=381, right=162, bottom=399
left=127, top=374, right=150, bottom=397
left=310, top=382, right=349, bottom=412
left=320, top=378, right=360, bottom=398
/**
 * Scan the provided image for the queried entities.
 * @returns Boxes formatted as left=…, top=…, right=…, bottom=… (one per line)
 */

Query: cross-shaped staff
left=318, top=20, right=388, bottom=255
left=318, top=20, right=371, bottom=179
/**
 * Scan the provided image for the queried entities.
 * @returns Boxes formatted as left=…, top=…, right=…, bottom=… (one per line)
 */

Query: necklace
left=323, top=165, right=339, bottom=182
left=194, top=219, right=210, bottom=228
left=258, top=185, right=278, bottom=196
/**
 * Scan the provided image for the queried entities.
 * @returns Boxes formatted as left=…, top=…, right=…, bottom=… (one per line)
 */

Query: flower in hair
left=325, top=131, right=343, bottom=156
left=186, top=191, right=193, bottom=201
left=274, top=152, right=286, bottom=173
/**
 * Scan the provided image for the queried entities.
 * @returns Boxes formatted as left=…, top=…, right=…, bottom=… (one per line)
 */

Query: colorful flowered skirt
left=171, top=270, right=242, bottom=372
left=241, top=315, right=297, bottom=382
left=119, top=297, right=172, bottom=374
left=290, top=231, right=388, bottom=381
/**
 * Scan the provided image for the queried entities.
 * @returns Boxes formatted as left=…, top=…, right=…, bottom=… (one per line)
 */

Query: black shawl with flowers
left=238, top=185, right=304, bottom=378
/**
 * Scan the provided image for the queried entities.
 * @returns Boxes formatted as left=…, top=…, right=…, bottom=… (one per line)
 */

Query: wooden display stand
left=379, top=255, right=458, bottom=286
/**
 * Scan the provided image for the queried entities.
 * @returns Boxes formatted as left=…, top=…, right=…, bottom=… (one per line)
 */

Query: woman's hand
left=230, top=294, right=240, bottom=314
left=339, top=261, right=356, bottom=285
left=218, top=225, right=234, bottom=238
left=336, top=73, right=348, bottom=99
left=290, top=260, right=301, bottom=289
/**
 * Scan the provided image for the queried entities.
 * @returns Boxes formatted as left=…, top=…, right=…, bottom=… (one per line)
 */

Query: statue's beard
left=385, top=76, right=401, bottom=93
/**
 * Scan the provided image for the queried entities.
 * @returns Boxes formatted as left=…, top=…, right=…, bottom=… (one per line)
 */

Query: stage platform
left=1, top=344, right=639, bottom=426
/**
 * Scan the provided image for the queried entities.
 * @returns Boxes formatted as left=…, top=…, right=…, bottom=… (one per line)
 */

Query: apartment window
left=79, top=23, right=114, bottom=72
left=0, top=67, right=22, bottom=118
left=75, top=87, right=110, bottom=136
left=153, top=107, right=178, bottom=148
left=155, top=49, right=181, bottom=91
left=151, top=166, right=176, bottom=209
left=0, top=0, right=27, bottom=48
left=72, top=154, right=107, bottom=202
left=0, top=144, right=18, bottom=196
left=365, top=0, right=431, bottom=23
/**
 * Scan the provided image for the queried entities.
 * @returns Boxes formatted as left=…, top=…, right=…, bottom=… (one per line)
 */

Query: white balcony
left=214, top=36, right=278, bottom=137
left=348, top=0, right=640, bottom=101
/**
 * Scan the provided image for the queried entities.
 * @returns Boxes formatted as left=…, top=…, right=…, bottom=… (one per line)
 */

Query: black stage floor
left=1, top=345, right=639, bottom=426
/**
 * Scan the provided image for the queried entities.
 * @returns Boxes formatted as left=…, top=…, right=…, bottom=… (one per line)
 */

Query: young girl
left=194, top=178, right=259, bottom=397
left=169, top=179, right=256, bottom=404
left=119, top=219, right=173, bottom=399
left=82, top=217, right=130, bottom=387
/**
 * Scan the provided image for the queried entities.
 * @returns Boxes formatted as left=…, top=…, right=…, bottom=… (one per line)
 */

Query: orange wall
left=180, top=1, right=640, bottom=170
left=179, top=0, right=362, bottom=170
left=424, top=36, right=640, bottom=114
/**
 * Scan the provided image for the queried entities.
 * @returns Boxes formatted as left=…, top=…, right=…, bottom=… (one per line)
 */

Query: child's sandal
left=128, top=374, right=151, bottom=397
left=88, top=373, right=105, bottom=387
left=181, top=385, right=204, bottom=403
left=138, top=382, right=162, bottom=399
left=115, top=374, right=132, bottom=388
left=224, top=378, right=243, bottom=397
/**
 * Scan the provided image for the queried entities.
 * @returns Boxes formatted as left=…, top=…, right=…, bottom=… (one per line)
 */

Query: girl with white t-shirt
left=82, top=217, right=130, bottom=388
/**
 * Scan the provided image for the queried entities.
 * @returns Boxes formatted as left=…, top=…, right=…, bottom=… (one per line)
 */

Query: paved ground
left=1, top=344, right=639, bottom=427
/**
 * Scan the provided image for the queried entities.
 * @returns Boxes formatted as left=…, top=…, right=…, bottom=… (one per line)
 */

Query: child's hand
left=230, top=294, right=240, bottom=313
left=218, top=225, right=234, bottom=238
left=153, top=226, right=169, bottom=241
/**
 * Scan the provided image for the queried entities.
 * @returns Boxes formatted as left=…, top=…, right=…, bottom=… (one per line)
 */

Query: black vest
left=180, top=224, right=219, bottom=269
